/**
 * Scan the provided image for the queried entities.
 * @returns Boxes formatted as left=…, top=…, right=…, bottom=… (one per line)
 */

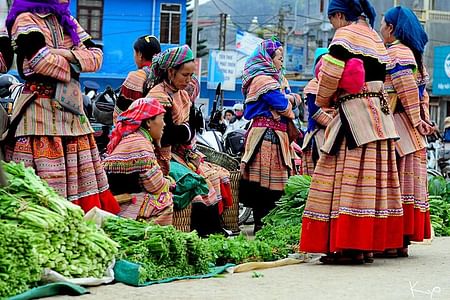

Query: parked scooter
left=82, top=81, right=116, bottom=156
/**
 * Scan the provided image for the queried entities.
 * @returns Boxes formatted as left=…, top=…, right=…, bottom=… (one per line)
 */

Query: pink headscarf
left=107, top=98, right=165, bottom=154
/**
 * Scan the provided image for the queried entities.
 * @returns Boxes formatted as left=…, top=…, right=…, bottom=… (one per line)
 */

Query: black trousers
left=190, top=202, right=222, bottom=237
left=239, top=179, right=283, bottom=228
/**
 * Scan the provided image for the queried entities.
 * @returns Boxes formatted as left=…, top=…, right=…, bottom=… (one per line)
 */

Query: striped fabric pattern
left=244, top=75, right=281, bottom=104
left=303, top=77, right=318, bottom=95
left=147, top=82, right=191, bottom=125
left=330, top=22, right=390, bottom=64
left=385, top=42, right=431, bottom=242
left=385, top=42, right=427, bottom=156
left=12, top=13, right=102, bottom=81
left=14, top=93, right=94, bottom=137
left=300, top=138, right=404, bottom=253
left=149, top=45, right=193, bottom=86
left=316, top=54, right=345, bottom=107
left=10, top=12, right=102, bottom=137
left=103, top=132, right=174, bottom=219
left=243, top=131, right=289, bottom=191
left=397, top=148, right=431, bottom=241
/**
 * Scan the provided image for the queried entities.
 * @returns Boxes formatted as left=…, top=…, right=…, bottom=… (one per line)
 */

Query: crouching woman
left=103, top=98, right=174, bottom=225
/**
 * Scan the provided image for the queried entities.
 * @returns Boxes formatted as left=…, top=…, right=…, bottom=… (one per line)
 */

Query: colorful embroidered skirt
left=6, top=134, right=120, bottom=214
left=242, top=128, right=289, bottom=191
left=300, top=138, right=404, bottom=253
left=397, top=148, right=431, bottom=241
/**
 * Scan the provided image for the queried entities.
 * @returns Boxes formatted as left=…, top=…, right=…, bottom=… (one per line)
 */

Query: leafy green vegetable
left=0, top=161, right=118, bottom=297
left=0, top=221, right=42, bottom=298
left=103, top=217, right=211, bottom=283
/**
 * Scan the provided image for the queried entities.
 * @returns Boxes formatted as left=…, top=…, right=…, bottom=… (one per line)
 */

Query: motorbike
left=82, top=82, right=116, bottom=156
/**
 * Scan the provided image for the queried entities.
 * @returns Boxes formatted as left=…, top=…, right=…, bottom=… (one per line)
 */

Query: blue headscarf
left=384, top=6, right=428, bottom=54
left=328, top=0, right=376, bottom=28
left=312, top=48, right=329, bottom=74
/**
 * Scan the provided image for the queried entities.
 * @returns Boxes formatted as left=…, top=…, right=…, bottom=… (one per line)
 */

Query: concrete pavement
left=52, top=237, right=450, bottom=300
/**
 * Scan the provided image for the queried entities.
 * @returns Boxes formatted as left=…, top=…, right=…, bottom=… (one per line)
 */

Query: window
left=160, top=4, right=181, bottom=44
left=77, top=0, right=104, bottom=40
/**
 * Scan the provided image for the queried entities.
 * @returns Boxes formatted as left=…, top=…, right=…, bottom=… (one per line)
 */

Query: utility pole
left=277, top=8, right=285, bottom=43
left=191, top=0, right=199, bottom=56
left=284, top=1, right=299, bottom=67
left=219, top=13, right=227, bottom=50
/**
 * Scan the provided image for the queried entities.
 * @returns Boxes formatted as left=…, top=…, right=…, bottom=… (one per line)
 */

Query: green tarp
left=8, top=282, right=88, bottom=300
left=114, top=260, right=234, bottom=286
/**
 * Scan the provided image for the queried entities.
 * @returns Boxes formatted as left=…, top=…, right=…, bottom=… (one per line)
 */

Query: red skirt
left=300, top=139, right=404, bottom=253
left=397, top=149, right=431, bottom=241
left=6, top=134, right=120, bottom=214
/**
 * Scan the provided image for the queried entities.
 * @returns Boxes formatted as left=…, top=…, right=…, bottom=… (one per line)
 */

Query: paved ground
left=52, top=235, right=450, bottom=300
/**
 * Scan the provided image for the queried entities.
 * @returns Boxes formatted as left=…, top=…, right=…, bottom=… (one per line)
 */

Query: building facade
left=68, top=0, right=187, bottom=87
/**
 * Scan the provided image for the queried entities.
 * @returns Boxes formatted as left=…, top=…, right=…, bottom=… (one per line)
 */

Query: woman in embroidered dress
left=0, top=28, right=14, bottom=162
left=301, top=48, right=333, bottom=176
left=4, top=0, right=120, bottom=214
left=147, top=45, right=232, bottom=236
left=113, top=35, right=161, bottom=123
left=380, top=6, right=433, bottom=257
left=103, top=98, right=174, bottom=224
left=239, top=39, right=298, bottom=234
left=0, top=28, right=13, bottom=74
left=299, top=0, right=404, bottom=264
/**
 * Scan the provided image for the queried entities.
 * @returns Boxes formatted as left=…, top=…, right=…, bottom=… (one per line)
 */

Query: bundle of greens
left=0, top=162, right=118, bottom=297
left=428, top=174, right=450, bottom=236
left=255, top=224, right=301, bottom=259
left=0, top=221, right=42, bottom=298
left=262, top=175, right=311, bottom=227
left=205, top=234, right=274, bottom=265
left=103, top=217, right=211, bottom=283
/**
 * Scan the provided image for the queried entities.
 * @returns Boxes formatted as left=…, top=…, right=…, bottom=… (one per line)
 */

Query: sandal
left=373, top=249, right=398, bottom=258
left=364, top=252, right=374, bottom=263
left=319, top=251, right=365, bottom=265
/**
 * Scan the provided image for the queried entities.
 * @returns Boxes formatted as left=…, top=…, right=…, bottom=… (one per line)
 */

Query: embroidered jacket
left=11, top=12, right=103, bottom=137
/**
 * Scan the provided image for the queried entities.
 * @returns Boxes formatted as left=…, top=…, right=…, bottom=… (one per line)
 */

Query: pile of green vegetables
left=103, top=217, right=211, bottom=283
left=254, top=175, right=310, bottom=257
left=0, top=162, right=118, bottom=298
left=428, top=175, right=450, bottom=236
left=205, top=176, right=310, bottom=264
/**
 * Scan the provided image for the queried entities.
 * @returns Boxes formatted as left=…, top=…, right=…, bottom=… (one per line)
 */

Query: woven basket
left=196, top=144, right=240, bottom=171
left=196, top=144, right=241, bottom=232
left=222, top=170, right=240, bottom=232
left=173, top=203, right=192, bottom=232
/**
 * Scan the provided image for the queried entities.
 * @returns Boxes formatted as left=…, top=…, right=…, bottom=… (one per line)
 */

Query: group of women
left=298, top=0, right=433, bottom=264
left=0, top=0, right=434, bottom=264
left=0, top=0, right=232, bottom=236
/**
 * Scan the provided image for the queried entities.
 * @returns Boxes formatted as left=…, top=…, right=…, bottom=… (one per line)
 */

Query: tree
left=186, top=0, right=208, bottom=57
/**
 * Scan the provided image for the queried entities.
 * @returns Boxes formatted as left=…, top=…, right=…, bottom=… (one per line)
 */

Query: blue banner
left=432, top=45, right=450, bottom=96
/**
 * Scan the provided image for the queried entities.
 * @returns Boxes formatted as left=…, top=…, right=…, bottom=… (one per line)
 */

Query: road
left=52, top=236, right=450, bottom=300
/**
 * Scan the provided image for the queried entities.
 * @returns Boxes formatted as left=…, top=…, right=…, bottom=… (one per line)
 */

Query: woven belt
left=23, top=81, right=56, bottom=98
left=336, top=91, right=390, bottom=115
left=252, top=116, right=287, bottom=132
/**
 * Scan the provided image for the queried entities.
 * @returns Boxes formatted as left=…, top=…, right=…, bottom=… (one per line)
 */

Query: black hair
left=134, top=35, right=161, bottom=61
left=412, top=49, right=425, bottom=77
left=225, top=109, right=234, bottom=116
